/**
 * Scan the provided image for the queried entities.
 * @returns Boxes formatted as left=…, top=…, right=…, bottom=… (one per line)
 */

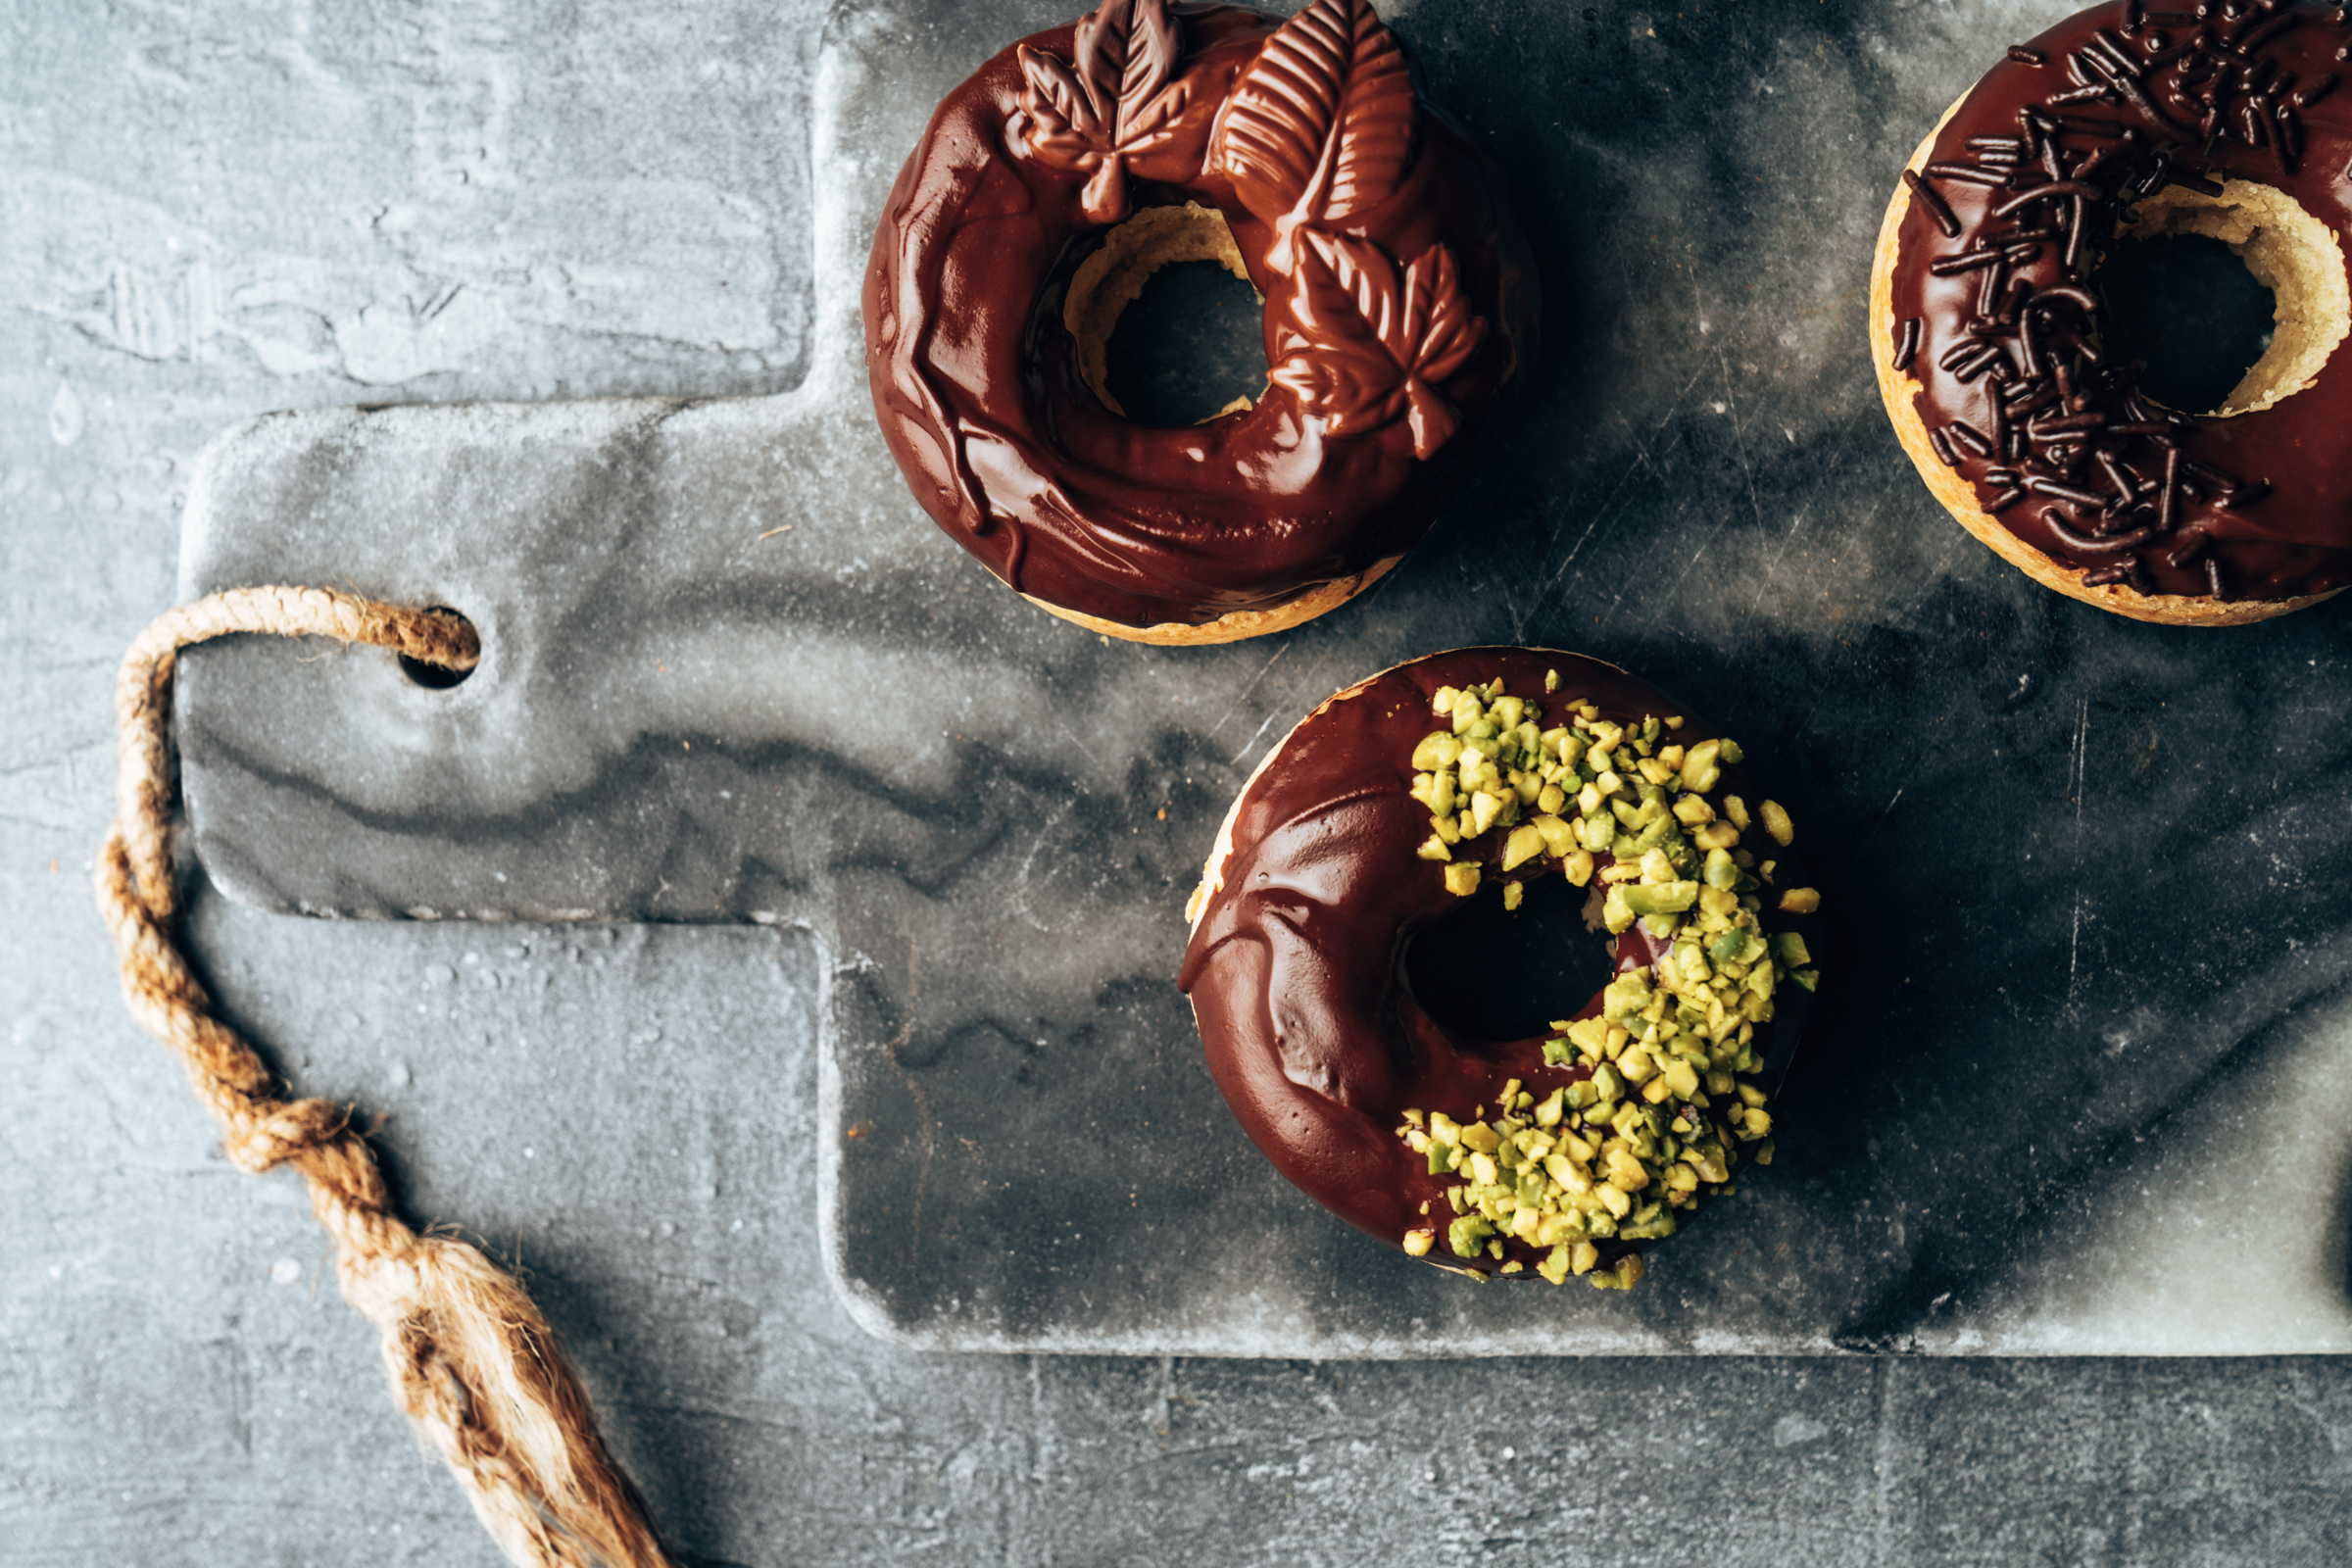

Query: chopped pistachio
left=1532, top=814, right=1578, bottom=858
left=1622, top=881, right=1698, bottom=916
left=1469, top=790, right=1507, bottom=836
left=1777, top=886, right=1821, bottom=914
left=1759, top=799, right=1794, bottom=846
left=1447, top=1216, right=1494, bottom=1257
left=1679, top=739, right=1722, bottom=793
left=1411, top=732, right=1463, bottom=770
left=1392, top=670, right=1810, bottom=1292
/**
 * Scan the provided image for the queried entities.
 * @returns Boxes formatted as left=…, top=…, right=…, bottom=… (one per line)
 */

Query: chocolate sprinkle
left=1930, top=247, right=2006, bottom=275
left=1926, top=160, right=2014, bottom=185
left=2045, top=510, right=2156, bottom=553
left=1992, top=178, right=2104, bottom=216
left=2009, top=44, right=2050, bottom=64
left=1893, top=316, right=1922, bottom=371
left=1903, top=169, right=1961, bottom=236
left=2028, top=476, right=2112, bottom=508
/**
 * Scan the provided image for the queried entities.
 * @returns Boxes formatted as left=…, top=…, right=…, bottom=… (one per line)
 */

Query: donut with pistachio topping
left=1178, top=649, right=1818, bottom=1289
left=1873, top=0, right=2352, bottom=623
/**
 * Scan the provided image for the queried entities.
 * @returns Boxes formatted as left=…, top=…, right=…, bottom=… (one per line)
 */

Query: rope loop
left=97, top=586, right=670, bottom=1568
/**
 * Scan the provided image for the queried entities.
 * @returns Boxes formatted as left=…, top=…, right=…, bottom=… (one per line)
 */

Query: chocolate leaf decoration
left=1015, top=0, right=1191, bottom=224
left=1273, top=230, right=1484, bottom=459
left=1267, top=347, right=1396, bottom=437
left=1077, top=0, right=1180, bottom=144
left=1209, top=0, right=1414, bottom=235
left=1017, top=45, right=1106, bottom=167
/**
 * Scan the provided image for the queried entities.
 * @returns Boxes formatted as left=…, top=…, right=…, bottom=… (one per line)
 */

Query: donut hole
left=2111, top=179, right=2349, bottom=417
left=2098, top=234, right=2275, bottom=416
left=1402, top=872, right=1618, bottom=1048
left=1063, top=202, right=1266, bottom=427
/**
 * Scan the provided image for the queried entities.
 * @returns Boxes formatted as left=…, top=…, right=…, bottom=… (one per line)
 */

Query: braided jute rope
left=96, top=586, right=673, bottom=1568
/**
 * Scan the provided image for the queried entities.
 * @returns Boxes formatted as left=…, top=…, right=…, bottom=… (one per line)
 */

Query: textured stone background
left=7, top=0, right=2352, bottom=1563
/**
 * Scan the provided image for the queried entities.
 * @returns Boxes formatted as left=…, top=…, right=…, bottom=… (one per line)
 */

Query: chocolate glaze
left=862, top=0, right=1539, bottom=630
left=1177, top=649, right=1814, bottom=1273
left=1889, top=0, right=2352, bottom=603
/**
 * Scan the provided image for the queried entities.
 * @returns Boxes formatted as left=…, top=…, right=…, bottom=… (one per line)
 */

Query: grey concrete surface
left=7, top=0, right=2352, bottom=1563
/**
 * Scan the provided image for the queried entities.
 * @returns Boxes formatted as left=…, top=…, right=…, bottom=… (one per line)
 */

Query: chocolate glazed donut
left=1179, top=650, right=1817, bottom=1285
left=862, top=0, right=1538, bottom=643
left=1873, top=0, right=2352, bottom=623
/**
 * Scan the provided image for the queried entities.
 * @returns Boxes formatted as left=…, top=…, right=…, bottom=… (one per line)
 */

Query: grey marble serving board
left=175, top=0, right=2352, bottom=1356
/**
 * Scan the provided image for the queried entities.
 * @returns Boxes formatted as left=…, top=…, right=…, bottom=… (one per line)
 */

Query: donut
left=862, top=0, right=1538, bottom=644
left=1178, top=649, right=1820, bottom=1288
left=1871, top=0, right=2352, bottom=624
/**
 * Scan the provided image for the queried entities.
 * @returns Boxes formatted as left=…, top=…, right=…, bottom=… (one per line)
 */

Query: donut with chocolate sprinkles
left=1872, top=0, right=2352, bottom=623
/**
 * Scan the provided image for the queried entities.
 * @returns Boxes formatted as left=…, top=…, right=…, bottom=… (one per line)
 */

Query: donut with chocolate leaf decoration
left=863, top=0, right=1538, bottom=644
left=1872, top=0, right=2352, bottom=623
left=1179, top=650, right=1819, bottom=1288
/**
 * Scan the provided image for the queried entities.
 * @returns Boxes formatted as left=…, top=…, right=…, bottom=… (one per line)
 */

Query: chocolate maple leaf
left=1016, top=0, right=1190, bottom=225
left=1269, top=229, right=1483, bottom=459
left=1207, top=0, right=1414, bottom=269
